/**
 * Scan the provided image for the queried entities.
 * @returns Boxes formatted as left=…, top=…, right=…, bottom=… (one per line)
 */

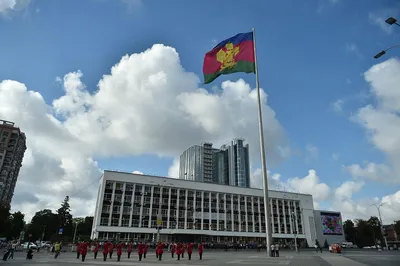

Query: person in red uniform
left=198, top=242, right=204, bottom=260
left=176, top=242, right=183, bottom=260
left=156, top=242, right=164, bottom=261
left=170, top=243, right=176, bottom=258
left=102, top=241, right=109, bottom=261
left=187, top=242, right=194, bottom=260
left=143, top=242, right=148, bottom=259
left=127, top=241, right=132, bottom=259
left=137, top=242, right=144, bottom=261
left=181, top=243, right=185, bottom=258
left=93, top=241, right=99, bottom=259
left=108, top=242, right=114, bottom=259
left=76, top=242, right=81, bottom=259
left=80, top=241, right=89, bottom=262
left=116, top=242, right=124, bottom=261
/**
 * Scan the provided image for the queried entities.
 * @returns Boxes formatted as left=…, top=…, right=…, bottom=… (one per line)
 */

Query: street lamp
left=385, top=17, right=400, bottom=27
left=370, top=203, right=388, bottom=250
left=374, top=44, right=400, bottom=59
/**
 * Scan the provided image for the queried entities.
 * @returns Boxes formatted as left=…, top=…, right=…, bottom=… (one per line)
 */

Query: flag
left=203, top=32, right=255, bottom=84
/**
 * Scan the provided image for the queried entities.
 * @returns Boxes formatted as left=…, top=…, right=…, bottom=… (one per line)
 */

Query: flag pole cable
left=252, top=27, right=273, bottom=257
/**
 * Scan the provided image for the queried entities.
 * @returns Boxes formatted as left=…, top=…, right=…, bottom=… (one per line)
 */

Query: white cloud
left=368, top=10, right=397, bottom=35
left=132, top=170, right=144, bottom=175
left=167, top=158, right=180, bottom=179
left=0, top=0, right=30, bottom=14
left=332, top=99, right=344, bottom=113
left=1, top=44, right=288, bottom=220
left=346, top=58, right=400, bottom=184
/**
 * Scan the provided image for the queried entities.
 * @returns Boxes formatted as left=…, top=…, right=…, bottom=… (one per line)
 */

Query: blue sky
left=1, top=0, right=400, bottom=220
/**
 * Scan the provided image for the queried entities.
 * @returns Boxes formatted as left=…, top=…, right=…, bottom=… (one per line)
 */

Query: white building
left=92, top=171, right=341, bottom=246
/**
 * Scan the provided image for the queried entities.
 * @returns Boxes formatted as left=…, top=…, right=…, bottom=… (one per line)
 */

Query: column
left=159, top=187, right=163, bottom=228
left=251, top=197, right=255, bottom=232
left=282, top=199, right=287, bottom=234
left=108, top=182, right=116, bottom=226
left=230, top=194, right=234, bottom=232
left=128, top=184, right=136, bottom=227
left=167, top=187, right=171, bottom=228
left=193, top=191, right=196, bottom=229
left=288, top=200, right=293, bottom=233
left=276, top=199, right=281, bottom=234
left=201, top=191, right=204, bottom=230
left=245, top=196, right=248, bottom=232
left=184, top=189, right=188, bottom=229
left=216, top=193, right=219, bottom=231
left=176, top=189, right=180, bottom=229
left=118, top=183, right=126, bottom=226
left=138, top=186, right=145, bottom=227
left=294, top=202, right=299, bottom=233
left=209, top=192, right=212, bottom=230
left=148, top=186, right=154, bottom=228
left=270, top=198, right=274, bottom=233
left=238, top=196, right=242, bottom=232
left=258, top=197, right=262, bottom=233
left=224, top=194, right=227, bottom=231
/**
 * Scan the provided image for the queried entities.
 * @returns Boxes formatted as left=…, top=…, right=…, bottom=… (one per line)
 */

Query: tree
left=367, top=216, right=383, bottom=246
left=0, top=203, right=10, bottom=237
left=27, top=209, right=59, bottom=241
left=7, top=211, right=25, bottom=239
left=394, top=220, right=400, bottom=237
left=73, top=216, right=94, bottom=241
left=355, top=219, right=375, bottom=247
left=57, top=196, right=73, bottom=237
left=343, top=219, right=357, bottom=244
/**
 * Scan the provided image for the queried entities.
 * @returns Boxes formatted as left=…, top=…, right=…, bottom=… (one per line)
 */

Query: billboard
left=320, top=212, right=343, bottom=235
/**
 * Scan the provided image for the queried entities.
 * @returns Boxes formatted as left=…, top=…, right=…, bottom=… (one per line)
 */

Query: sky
left=0, top=0, right=400, bottom=224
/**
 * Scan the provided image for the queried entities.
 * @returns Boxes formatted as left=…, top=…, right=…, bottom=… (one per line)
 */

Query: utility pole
left=371, top=203, right=388, bottom=250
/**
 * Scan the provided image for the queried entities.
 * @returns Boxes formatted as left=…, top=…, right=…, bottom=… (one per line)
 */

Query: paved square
left=1, top=249, right=400, bottom=266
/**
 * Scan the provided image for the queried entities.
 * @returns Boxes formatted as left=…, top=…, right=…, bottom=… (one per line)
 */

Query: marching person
left=76, top=242, right=81, bottom=259
left=143, top=242, right=148, bottom=258
left=275, top=243, right=280, bottom=257
left=116, top=241, right=124, bottom=261
left=93, top=241, right=99, bottom=259
left=54, top=242, right=61, bottom=259
left=102, top=241, right=109, bottom=261
left=80, top=241, right=89, bottom=262
left=108, top=242, right=114, bottom=259
left=198, top=242, right=204, bottom=260
left=176, top=242, right=183, bottom=260
left=127, top=241, right=132, bottom=259
left=156, top=242, right=164, bottom=261
left=181, top=243, right=185, bottom=258
left=170, top=243, right=176, bottom=258
left=138, top=242, right=144, bottom=261
left=187, top=242, right=194, bottom=260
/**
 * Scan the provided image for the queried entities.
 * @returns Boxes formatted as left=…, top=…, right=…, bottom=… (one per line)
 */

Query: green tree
left=27, top=209, right=59, bottom=241
left=394, top=220, right=400, bottom=237
left=355, top=219, right=374, bottom=247
left=367, top=216, right=383, bottom=247
left=343, top=219, right=357, bottom=244
left=57, top=196, right=73, bottom=237
left=0, top=203, right=10, bottom=237
left=7, top=211, right=26, bottom=239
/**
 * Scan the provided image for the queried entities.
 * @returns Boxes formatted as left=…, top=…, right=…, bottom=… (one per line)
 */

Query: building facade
left=313, top=210, right=345, bottom=246
left=0, top=120, right=26, bottom=206
left=179, top=139, right=250, bottom=187
left=92, top=171, right=321, bottom=246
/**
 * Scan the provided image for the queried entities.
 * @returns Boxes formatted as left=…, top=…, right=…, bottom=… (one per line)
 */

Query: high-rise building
left=179, top=142, right=215, bottom=183
left=0, top=120, right=26, bottom=206
left=179, top=138, right=251, bottom=188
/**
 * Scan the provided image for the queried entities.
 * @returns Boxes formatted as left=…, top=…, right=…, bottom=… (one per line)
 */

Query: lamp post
left=385, top=17, right=400, bottom=27
left=371, top=203, right=388, bottom=250
left=374, top=44, right=400, bottom=59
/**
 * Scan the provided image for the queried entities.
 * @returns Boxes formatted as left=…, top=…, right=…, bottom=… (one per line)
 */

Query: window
left=115, top=183, right=123, bottom=190
left=121, top=217, right=130, bottom=227
left=123, top=206, right=131, bottom=215
left=102, top=205, right=110, bottom=213
left=124, top=195, right=132, bottom=202
left=178, top=222, right=185, bottom=229
left=104, top=193, right=112, bottom=201
left=126, top=184, right=133, bottom=191
left=100, top=218, right=109, bottom=226
left=111, top=218, right=119, bottom=226
left=142, top=208, right=149, bottom=215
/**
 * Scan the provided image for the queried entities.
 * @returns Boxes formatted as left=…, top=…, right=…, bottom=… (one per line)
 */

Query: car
left=22, top=242, right=38, bottom=250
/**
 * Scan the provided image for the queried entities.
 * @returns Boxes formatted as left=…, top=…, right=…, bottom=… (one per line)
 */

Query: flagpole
left=252, top=27, right=272, bottom=257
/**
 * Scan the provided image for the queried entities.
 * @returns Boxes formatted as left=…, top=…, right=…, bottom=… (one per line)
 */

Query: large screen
left=321, top=212, right=343, bottom=235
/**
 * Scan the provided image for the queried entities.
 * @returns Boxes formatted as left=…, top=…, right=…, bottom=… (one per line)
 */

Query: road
left=1, top=249, right=399, bottom=266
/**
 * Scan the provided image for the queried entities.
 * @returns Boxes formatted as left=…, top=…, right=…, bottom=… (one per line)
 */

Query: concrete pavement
left=1, top=249, right=399, bottom=266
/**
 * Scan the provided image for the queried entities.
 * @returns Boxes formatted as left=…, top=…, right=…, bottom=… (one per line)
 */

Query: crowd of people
left=71, top=241, right=205, bottom=262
